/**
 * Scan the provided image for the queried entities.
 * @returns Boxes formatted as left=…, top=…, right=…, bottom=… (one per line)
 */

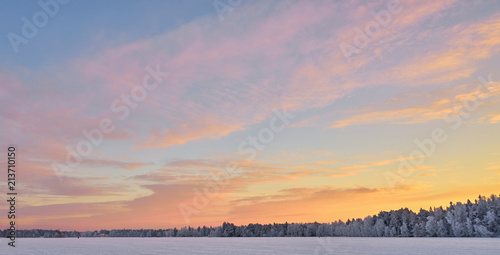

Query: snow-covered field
left=2, top=237, right=500, bottom=254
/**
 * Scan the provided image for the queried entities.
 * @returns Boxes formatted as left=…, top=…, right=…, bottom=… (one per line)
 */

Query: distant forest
left=3, top=194, right=499, bottom=238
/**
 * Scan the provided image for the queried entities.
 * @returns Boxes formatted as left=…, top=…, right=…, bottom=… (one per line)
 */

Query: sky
left=0, top=0, right=500, bottom=231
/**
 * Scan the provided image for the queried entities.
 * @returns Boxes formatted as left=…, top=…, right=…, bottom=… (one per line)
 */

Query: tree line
left=3, top=194, right=499, bottom=238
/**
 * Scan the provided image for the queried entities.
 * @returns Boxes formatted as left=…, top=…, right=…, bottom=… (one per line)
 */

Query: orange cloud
left=378, top=15, right=500, bottom=85
left=488, top=113, right=500, bottom=123
left=486, top=161, right=500, bottom=171
left=332, top=82, right=500, bottom=128
left=331, top=98, right=453, bottom=128
left=137, top=118, right=244, bottom=148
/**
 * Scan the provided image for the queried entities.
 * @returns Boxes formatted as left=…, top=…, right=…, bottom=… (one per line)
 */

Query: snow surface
left=2, top=237, right=500, bottom=254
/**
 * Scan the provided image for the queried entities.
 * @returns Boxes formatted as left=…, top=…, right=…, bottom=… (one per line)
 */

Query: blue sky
left=1, top=0, right=216, bottom=68
left=1, top=0, right=500, bottom=230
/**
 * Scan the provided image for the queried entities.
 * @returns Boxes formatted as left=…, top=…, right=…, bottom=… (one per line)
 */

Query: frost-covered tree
left=374, top=218, right=386, bottom=237
left=400, top=222, right=410, bottom=237
left=426, top=216, right=438, bottom=237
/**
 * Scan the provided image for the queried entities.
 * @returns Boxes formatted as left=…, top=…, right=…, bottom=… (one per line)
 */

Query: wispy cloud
left=332, top=82, right=500, bottom=128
